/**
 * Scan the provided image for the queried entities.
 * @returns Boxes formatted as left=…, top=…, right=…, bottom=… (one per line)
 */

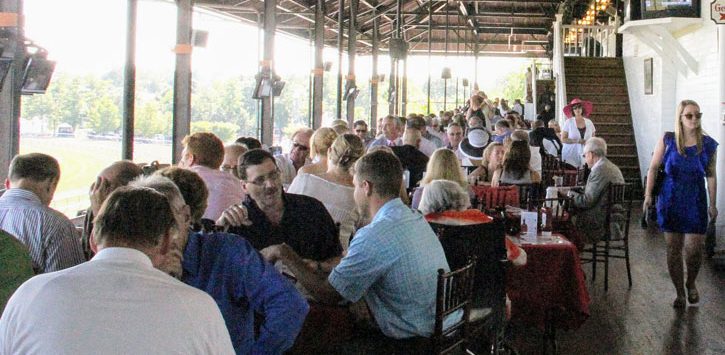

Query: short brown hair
left=354, top=150, right=402, bottom=199
left=182, top=132, right=225, bottom=169
left=93, top=186, right=175, bottom=249
left=8, top=153, right=60, bottom=183
left=155, top=166, right=209, bottom=223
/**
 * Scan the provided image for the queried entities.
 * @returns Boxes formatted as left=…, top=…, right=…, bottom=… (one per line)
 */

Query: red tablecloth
left=506, top=234, right=590, bottom=331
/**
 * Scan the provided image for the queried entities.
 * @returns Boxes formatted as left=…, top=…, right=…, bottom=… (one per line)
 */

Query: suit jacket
left=571, top=157, right=625, bottom=243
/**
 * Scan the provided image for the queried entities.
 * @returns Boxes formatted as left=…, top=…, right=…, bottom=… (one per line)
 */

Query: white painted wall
left=621, top=9, right=725, bottom=231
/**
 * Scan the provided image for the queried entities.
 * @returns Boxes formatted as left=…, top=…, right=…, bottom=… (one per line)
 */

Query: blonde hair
left=674, top=99, right=704, bottom=156
left=329, top=134, right=365, bottom=170
left=309, top=127, right=338, bottom=160
left=420, top=148, right=468, bottom=188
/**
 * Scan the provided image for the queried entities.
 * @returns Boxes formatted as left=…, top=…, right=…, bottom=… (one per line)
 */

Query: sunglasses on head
left=292, top=142, right=309, bottom=151
left=681, top=112, right=702, bottom=120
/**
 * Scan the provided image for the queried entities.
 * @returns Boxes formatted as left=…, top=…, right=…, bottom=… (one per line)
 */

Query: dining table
left=506, top=233, right=590, bottom=354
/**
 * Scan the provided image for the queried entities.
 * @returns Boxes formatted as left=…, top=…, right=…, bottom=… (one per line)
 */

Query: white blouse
left=288, top=173, right=361, bottom=250
left=561, top=117, right=595, bottom=167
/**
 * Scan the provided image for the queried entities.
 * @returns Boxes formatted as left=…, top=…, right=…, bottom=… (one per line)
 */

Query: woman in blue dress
left=643, top=100, right=718, bottom=308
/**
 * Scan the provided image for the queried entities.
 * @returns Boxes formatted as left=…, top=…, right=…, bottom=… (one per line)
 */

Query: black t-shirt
left=392, top=145, right=429, bottom=188
left=228, top=192, right=342, bottom=261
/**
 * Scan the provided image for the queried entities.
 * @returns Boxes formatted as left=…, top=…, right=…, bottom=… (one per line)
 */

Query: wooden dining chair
left=500, top=183, right=543, bottom=210
left=429, top=219, right=512, bottom=354
left=581, top=183, right=634, bottom=291
left=541, top=153, right=561, bottom=172
left=432, top=259, right=477, bottom=355
left=474, top=185, right=519, bottom=212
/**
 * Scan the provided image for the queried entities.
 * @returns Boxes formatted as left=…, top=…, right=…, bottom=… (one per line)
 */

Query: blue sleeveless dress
left=657, top=133, right=718, bottom=234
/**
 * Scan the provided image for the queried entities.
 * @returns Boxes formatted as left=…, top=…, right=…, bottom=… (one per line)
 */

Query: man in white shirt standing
left=179, top=132, right=244, bottom=221
left=0, top=186, right=234, bottom=355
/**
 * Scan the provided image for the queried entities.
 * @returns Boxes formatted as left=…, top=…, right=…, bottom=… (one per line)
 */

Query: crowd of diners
left=0, top=91, right=716, bottom=353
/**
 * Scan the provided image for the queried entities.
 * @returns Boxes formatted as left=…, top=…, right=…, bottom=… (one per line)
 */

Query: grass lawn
left=20, top=137, right=173, bottom=216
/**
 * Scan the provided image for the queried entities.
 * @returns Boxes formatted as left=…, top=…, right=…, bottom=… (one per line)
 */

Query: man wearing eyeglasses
left=275, top=127, right=314, bottom=190
left=218, top=149, right=342, bottom=275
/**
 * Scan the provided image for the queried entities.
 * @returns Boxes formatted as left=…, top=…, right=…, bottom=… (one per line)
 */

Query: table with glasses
left=506, top=233, right=590, bottom=353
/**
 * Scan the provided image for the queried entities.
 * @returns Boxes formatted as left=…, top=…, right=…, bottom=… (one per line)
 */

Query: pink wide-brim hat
left=563, top=98, right=593, bottom=118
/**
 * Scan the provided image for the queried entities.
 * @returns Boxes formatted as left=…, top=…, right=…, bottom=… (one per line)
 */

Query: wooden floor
left=509, top=211, right=725, bottom=355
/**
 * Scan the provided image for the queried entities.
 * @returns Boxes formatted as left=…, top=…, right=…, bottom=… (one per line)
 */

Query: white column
left=717, top=26, right=725, bottom=230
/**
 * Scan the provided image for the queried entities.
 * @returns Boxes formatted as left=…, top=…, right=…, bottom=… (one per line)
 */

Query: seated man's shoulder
left=285, top=192, right=326, bottom=210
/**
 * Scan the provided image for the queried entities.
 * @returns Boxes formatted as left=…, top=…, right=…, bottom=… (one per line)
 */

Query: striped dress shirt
left=0, top=188, right=84, bottom=273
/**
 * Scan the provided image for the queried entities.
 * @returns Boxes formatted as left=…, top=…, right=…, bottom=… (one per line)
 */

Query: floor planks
left=509, top=211, right=725, bottom=355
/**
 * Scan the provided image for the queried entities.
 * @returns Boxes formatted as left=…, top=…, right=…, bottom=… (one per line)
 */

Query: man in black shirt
left=391, top=127, right=429, bottom=189
left=217, top=149, right=341, bottom=264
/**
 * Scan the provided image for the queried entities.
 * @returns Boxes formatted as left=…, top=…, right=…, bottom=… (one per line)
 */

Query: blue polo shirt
left=328, top=198, right=452, bottom=339
left=183, top=231, right=309, bottom=354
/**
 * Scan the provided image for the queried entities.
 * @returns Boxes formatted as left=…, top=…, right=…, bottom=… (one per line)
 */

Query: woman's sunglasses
left=680, top=112, right=702, bottom=120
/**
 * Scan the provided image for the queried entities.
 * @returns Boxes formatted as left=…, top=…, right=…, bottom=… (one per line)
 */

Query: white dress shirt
left=0, top=247, right=234, bottom=355
left=189, top=165, right=245, bottom=221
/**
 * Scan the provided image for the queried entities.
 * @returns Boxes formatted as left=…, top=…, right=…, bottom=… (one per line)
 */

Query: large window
left=21, top=0, right=126, bottom=217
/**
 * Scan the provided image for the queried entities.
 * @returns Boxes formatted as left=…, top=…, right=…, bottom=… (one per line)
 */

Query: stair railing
left=561, top=24, right=617, bottom=58
left=552, top=14, right=567, bottom=124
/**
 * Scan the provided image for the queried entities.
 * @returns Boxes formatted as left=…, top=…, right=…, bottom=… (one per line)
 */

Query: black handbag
left=651, top=166, right=665, bottom=196
left=650, top=133, right=672, bottom=197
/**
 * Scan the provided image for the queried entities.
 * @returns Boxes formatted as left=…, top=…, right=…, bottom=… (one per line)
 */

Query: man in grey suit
left=567, top=137, right=625, bottom=244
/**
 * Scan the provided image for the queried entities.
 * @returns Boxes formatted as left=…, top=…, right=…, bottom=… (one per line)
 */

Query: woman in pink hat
left=560, top=98, right=596, bottom=167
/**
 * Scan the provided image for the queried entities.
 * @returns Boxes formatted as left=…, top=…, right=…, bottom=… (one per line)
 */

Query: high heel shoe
left=673, top=297, right=686, bottom=309
left=687, top=287, right=699, bottom=304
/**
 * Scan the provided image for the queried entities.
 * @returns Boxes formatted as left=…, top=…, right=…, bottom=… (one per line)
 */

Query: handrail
left=552, top=14, right=567, bottom=124
left=561, top=24, right=617, bottom=58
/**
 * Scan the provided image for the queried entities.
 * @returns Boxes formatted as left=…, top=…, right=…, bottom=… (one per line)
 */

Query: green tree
left=87, top=96, right=121, bottom=134
left=191, top=121, right=238, bottom=142
left=136, top=101, right=171, bottom=137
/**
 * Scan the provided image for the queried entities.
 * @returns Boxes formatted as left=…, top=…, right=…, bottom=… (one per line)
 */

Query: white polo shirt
left=0, top=247, right=234, bottom=355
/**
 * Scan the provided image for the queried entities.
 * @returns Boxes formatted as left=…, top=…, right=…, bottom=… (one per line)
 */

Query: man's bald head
left=222, top=144, right=248, bottom=178
left=100, top=161, right=144, bottom=188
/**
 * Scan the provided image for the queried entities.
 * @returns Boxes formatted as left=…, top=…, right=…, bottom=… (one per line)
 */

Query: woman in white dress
left=288, top=134, right=365, bottom=250
left=560, top=98, right=596, bottom=168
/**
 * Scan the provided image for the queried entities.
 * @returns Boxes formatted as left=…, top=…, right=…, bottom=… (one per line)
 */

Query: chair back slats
left=541, top=153, right=561, bottom=171
left=473, top=186, right=519, bottom=211
left=605, top=183, right=633, bottom=241
left=433, top=260, right=476, bottom=354
left=499, top=183, right=544, bottom=210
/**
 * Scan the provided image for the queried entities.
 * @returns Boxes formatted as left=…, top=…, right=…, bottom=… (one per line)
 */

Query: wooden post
left=260, top=0, right=276, bottom=145
left=122, top=0, right=137, bottom=160
left=345, top=0, right=358, bottom=125
left=336, top=0, right=344, bottom=120
left=312, top=0, right=325, bottom=129
left=370, top=12, right=379, bottom=129
left=172, top=0, right=192, bottom=163
left=0, top=0, right=23, bottom=181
